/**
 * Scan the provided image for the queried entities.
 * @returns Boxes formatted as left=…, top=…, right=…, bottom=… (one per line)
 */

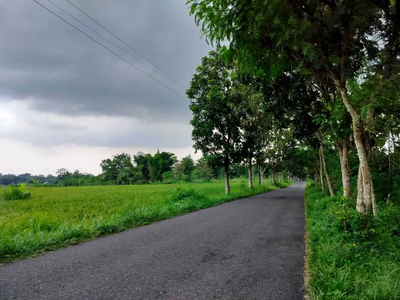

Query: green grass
left=0, top=179, right=290, bottom=263
left=305, top=182, right=400, bottom=300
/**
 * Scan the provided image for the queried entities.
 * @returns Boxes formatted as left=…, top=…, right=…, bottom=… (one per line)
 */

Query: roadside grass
left=0, top=179, right=291, bottom=263
left=305, top=182, right=400, bottom=300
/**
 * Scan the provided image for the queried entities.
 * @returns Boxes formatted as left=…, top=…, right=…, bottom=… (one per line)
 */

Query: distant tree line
left=0, top=150, right=296, bottom=187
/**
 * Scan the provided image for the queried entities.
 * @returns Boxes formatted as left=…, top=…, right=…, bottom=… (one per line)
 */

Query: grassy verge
left=0, top=179, right=291, bottom=263
left=305, top=182, right=400, bottom=299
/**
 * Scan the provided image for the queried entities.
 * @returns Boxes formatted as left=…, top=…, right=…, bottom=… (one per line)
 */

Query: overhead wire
left=45, top=0, right=186, bottom=89
left=66, top=0, right=188, bottom=89
left=32, top=0, right=188, bottom=100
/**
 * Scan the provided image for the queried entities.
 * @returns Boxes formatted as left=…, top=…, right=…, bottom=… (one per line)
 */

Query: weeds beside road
left=305, top=182, right=400, bottom=299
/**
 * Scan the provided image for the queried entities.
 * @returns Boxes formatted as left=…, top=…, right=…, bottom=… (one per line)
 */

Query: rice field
left=0, top=179, right=289, bottom=263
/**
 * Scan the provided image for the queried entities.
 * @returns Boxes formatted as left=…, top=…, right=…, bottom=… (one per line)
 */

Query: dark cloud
left=0, top=0, right=211, bottom=122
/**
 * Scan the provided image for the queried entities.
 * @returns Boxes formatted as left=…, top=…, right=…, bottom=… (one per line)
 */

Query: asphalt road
left=0, top=182, right=306, bottom=300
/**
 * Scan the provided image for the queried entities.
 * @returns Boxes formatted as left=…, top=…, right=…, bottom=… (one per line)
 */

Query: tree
left=100, top=153, right=134, bottom=184
left=235, top=86, right=271, bottom=188
left=192, top=157, right=214, bottom=181
left=56, top=168, right=69, bottom=178
left=148, top=150, right=176, bottom=182
left=174, top=155, right=195, bottom=181
left=187, top=49, right=242, bottom=194
left=188, top=0, right=400, bottom=216
left=133, top=152, right=151, bottom=181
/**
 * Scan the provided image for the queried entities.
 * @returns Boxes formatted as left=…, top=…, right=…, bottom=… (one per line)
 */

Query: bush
left=3, top=184, right=31, bottom=200
left=167, top=187, right=203, bottom=202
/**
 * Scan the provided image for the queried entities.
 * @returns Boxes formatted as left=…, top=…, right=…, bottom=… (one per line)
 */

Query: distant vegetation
left=0, top=179, right=291, bottom=263
left=1, top=149, right=303, bottom=189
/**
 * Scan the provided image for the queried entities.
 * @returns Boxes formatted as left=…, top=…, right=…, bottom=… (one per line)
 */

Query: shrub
left=167, top=187, right=203, bottom=202
left=3, top=184, right=31, bottom=200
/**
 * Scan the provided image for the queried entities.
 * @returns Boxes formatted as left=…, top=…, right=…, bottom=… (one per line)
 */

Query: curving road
left=0, top=182, right=306, bottom=300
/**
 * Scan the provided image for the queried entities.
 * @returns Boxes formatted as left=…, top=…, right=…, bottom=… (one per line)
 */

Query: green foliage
left=2, top=184, right=31, bottom=201
left=173, top=156, right=195, bottom=181
left=100, top=153, right=134, bottom=183
left=161, top=171, right=174, bottom=183
left=193, top=157, right=214, bottom=181
left=167, top=187, right=204, bottom=202
left=187, top=49, right=242, bottom=172
left=149, top=150, right=176, bottom=182
left=329, top=196, right=373, bottom=241
left=305, top=183, right=400, bottom=299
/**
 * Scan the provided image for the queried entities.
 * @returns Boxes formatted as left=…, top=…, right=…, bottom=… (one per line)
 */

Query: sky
left=0, top=0, right=212, bottom=175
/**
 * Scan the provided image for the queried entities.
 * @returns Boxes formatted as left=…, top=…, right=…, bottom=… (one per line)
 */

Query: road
left=0, top=181, right=306, bottom=300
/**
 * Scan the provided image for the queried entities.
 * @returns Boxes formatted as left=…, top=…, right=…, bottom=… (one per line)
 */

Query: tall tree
left=133, top=152, right=151, bottom=181
left=187, top=50, right=242, bottom=194
left=234, top=85, right=271, bottom=188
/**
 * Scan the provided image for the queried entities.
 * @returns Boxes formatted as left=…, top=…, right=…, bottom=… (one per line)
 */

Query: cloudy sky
left=0, top=0, right=212, bottom=175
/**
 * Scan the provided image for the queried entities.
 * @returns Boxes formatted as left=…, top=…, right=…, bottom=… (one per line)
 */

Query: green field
left=0, top=179, right=289, bottom=263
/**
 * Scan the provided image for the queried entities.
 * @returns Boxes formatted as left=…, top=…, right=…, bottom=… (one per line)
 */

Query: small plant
left=3, top=184, right=31, bottom=200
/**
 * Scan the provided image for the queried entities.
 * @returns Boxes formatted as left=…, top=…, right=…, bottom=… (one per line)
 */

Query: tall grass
left=2, top=184, right=31, bottom=200
left=0, top=179, right=290, bottom=263
left=305, top=182, right=400, bottom=300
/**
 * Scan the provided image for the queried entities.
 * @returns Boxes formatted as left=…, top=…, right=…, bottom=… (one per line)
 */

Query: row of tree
left=99, top=151, right=296, bottom=185
left=1, top=150, right=299, bottom=187
left=100, top=151, right=207, bottom=184
left=187, top=50, right=311, bottom=194
left=187, top=0, right=400, bottom=218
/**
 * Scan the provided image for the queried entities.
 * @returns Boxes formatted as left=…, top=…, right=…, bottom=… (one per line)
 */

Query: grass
left=305, top=182, right=400, bottom=300
left=0, top=179, right=291, bottom=263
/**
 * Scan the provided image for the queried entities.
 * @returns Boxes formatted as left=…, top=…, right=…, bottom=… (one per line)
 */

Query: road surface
left=0, top=182, right=306, bottom=300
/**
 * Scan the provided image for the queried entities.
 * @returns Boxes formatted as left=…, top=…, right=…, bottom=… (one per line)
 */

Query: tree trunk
left=224, top=158, right=230, bottom=194
left=258, top=165, right=261, bottom=185
left=248, top=160, right=253, bottom=188
left=337, top=84, right=377, bottom=216
left=313, top=150, right=320, bottom=188
left=318, top=145, right=325, bottom=190
left=319, top=141, right=335, bottom=197
left=337, top=139, right=352, bottom=198
left=272, top=168, right=275, bottom=186
left=260, top=166, right=266, bottom=185
left=314, top=169, right=319, bottom=186
left=354, top=124, right=377, bottom=216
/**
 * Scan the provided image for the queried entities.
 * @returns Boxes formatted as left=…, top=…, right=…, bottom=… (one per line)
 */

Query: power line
left=45, top=0, right=186, bottom=89
left=66, top=0, right=188, bottom=89
left=32, top=0, right=188, bottom=100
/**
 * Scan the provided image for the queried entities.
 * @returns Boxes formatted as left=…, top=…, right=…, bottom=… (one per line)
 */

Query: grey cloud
left=0, top=0, right=211, bottom=122
left=0, top=112, right=193, bottom=148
